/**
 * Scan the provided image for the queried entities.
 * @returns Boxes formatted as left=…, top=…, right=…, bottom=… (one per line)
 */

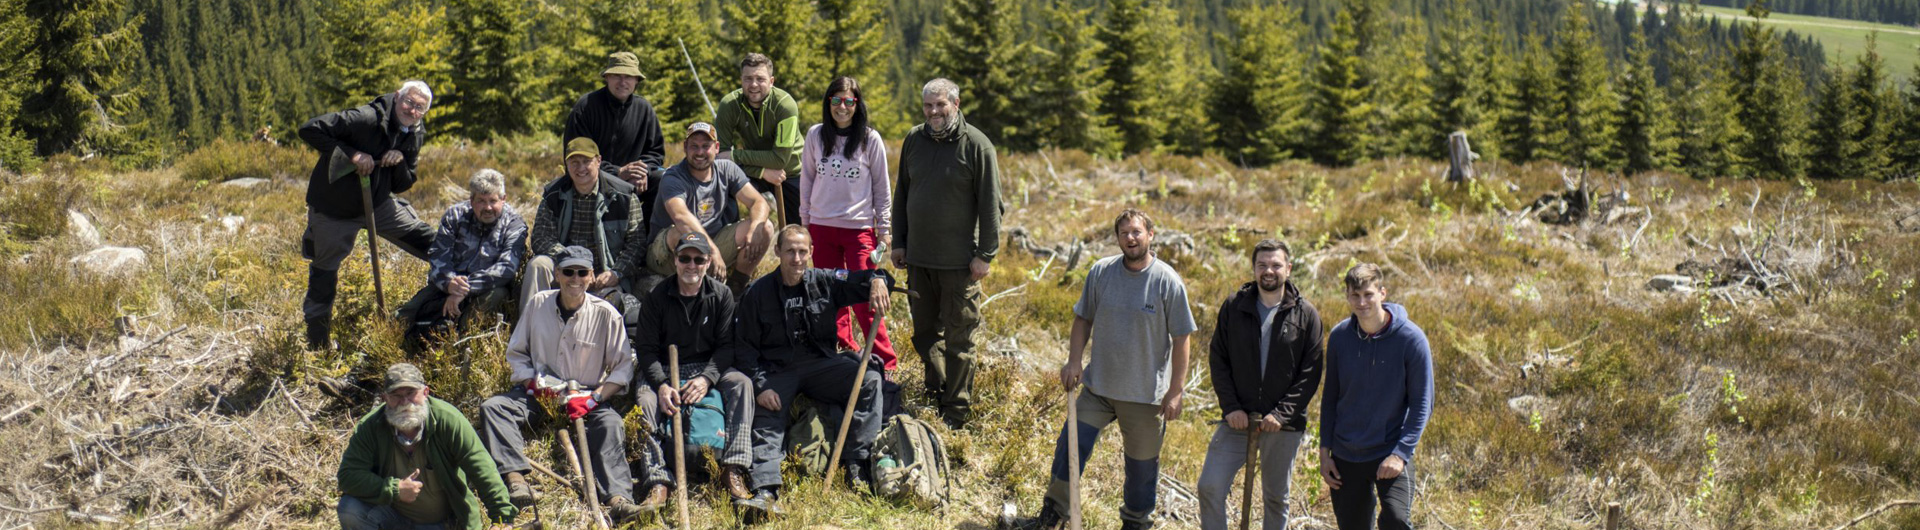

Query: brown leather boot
left=607, top=496, right=644, bottom=524
left=503, top=472, right=534, bottom=508
left=637, top=482, right=669, bottom=511
left=722, top=465, right=752, bottom=500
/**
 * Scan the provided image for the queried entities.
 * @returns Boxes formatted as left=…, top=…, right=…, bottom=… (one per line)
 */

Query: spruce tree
left=1426, top=0, right=1491, bottom=160
left=1545, top=0, right=1619, bottom=171
left=318, top=0, right=454, bottom=128
left=20, top=0, right=147, bottom=159
left=581, top=0, right=726, bottom=135
left=1496, top=35, right=1553, bottom=164
left=1159, top=20, right=1216, bottom=156
left=1845, top=33, right=1893, bottom=179
left=817, top=0, right=904, bottom=136
left=924, top=0, right=1028, bottom=146
left=1616, top=30, right=1676, bottom=175
left=1307, top=6, right=1373, bottom=167
left=447, top=0, right=529, bottom=140
left=1369, top=11, right=1436, bottom=159
left=1729, top=1, right=1808, bottom=179
left=1028, top=0, right=1118, bottom=156
left=1211, top=0, right=1309, bottom=166
left=1667, top=0, right=1744, bottom=178
left=1807, top=65, right=1857, bottom=179
left=721, top=0, right=826, bottom=116
left=1096, top=0, right=1175, bottom=154
left=0, top=0, right=39, bottom=171
left=1893, top=64, right=1920, bottom=180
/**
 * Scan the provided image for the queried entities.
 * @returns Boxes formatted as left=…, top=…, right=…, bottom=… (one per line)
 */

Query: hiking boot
left=1118, top=519, right=1155, bottom=530
left=503, top=472, right=534, bottom=508
left=637, top=482, right=669, bottom=511
left=722, top=465, right=752, bottom=500
left=312, top=375, right=359, bottom=403
left=843, top=460, right=873, bottom=493
left=1017, top=504, right=1064, bottom=530
left=304, top=318, right=333, bottom=351
left=607, top=496, right=644, bottom=525
left=735, top=487, right=783, bottom=516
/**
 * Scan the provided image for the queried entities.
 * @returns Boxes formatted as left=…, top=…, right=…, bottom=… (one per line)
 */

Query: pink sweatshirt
left=800, top=124, right=892, bottom=237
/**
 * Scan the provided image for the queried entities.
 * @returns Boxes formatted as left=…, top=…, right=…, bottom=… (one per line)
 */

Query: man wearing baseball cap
left=648, top=122, right=776, bottom=296
left=482, top=246, right=644, bottom=524
left=566, top=51, right=666, bottom=227
left=337, top=363, right=519, bottom=529
left=632, top=231, right=756, bottom=504
left=524, top=137, right=648, bottom=315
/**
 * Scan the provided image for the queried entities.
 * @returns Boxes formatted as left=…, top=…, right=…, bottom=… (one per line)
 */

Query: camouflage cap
left=384, top=363, right=427, bottom=393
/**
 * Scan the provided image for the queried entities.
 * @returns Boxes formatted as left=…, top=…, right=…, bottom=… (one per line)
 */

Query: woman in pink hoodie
left=800, top=76, right=897, bottom=371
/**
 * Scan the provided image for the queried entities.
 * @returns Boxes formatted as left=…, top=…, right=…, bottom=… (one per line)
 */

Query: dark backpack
left=870, top=415, right=952, bottom=508
left=783, top=396, right=840, bottom=475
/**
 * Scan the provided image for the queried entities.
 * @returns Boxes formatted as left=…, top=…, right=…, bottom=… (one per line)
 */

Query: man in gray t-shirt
left=647, top=122, right=775, bottom=294
left=1025, top=209, right=1196, bottom=530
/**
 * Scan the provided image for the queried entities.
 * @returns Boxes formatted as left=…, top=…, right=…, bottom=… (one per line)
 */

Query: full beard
left=1122, top=246, right=1149, bottom=264
left=1258, top=276, right=1282, bottom=293
left=386, top=401, right=427, bottom=432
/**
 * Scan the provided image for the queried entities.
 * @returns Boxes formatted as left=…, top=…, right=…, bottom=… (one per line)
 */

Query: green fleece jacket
left=715, top=87, right=803, bottom=176
left=893, top=114, right=1003, bottom=269
left=337, top=397, right=517, bottom=528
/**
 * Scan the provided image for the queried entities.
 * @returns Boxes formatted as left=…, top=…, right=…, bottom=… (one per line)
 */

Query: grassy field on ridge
left=0, top=137, right=1917, bottom=529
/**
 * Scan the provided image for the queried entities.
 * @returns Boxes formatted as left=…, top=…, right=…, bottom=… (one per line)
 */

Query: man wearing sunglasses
left=631, top=232, right=756, bottom=507
left=480, top=246, right=644, bottom=525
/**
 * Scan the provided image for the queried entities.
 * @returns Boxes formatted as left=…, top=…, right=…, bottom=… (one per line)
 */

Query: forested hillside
left=1703, top=0, right=1920, bottom=26
left=7, top=0, right=1918, bottom=180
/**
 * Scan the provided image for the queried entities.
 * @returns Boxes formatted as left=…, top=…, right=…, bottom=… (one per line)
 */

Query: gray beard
left=386, top=401, right=427, bottom=432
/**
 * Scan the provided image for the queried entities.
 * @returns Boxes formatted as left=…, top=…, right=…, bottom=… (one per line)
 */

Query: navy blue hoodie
left=1320, top=302, right=1433, bottom=463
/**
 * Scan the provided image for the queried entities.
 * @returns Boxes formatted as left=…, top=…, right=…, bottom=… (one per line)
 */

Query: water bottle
left=877, top=456, right=897, bottom=469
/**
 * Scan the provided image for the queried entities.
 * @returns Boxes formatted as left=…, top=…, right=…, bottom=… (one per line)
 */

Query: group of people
left=1018, top=211, right=1433, bottom=530
left=308, top=49, right=1430, bottom=530
left=311, top=51, right=999, bottom=528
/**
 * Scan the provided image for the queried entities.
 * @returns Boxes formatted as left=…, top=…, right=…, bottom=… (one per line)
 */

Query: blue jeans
left=337, top=495, right=446, bottom=530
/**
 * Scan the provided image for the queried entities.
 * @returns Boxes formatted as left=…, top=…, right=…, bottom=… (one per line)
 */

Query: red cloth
left=564, top=394, right=598, bottom=420
left=807, top=224, right=896, bottom=370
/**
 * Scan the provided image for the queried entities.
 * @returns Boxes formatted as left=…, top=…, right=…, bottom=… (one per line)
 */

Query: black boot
left=1018, top=502, right=1064, bottom=530
left=844, top=459, right=873, bottom=493
left=304, top=318, right=332, bottom=351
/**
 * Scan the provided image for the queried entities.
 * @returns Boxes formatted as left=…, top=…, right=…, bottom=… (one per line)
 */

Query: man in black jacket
left=1195, top=239, right=1323, bottom=530
left=734, top=226, right=892, bottom=516
left=565, top=51, right=666, bottom=226
left=631, top=232, right=755, bottom=504
left=297, top=81, right=437, bottom=350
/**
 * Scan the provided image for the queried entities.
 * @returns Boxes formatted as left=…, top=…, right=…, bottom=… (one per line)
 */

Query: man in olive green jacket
left=337, top=363, right=518, bottom=529
left=715, top=52, right=803, bottom=227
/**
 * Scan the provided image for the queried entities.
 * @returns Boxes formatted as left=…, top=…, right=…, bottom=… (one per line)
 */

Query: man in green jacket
left=890, top=78, right=1003, bottom=429
left=337, top=363, right=518, bottom=529
left=715, top=52, right=803, bottom=227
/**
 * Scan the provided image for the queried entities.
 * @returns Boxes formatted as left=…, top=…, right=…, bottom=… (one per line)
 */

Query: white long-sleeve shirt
left=506, top=290, right=635, bottom=391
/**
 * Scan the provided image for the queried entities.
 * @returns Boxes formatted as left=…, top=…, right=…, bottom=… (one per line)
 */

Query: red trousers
left=807, top=224, right=897, bottom=370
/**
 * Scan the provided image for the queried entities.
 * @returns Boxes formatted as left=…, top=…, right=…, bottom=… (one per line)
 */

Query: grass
left=1, top=139, right=1918, bottom=528
left=1696, top=4, right=1920, bottom=78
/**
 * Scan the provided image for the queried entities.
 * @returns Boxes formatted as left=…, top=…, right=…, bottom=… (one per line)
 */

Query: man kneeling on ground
left=733, top=226, right=893, bottom=516
left=337, top=363, right=518, bottom=529
left=479, top=246, right=644, bottom=524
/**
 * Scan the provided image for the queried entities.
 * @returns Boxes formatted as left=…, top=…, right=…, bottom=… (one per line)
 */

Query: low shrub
left=174, top=139, right=310, bottom=182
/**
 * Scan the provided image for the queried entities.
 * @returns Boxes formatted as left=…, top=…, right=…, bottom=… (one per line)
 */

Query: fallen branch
left=1829, top=500, right=1920, bottom=530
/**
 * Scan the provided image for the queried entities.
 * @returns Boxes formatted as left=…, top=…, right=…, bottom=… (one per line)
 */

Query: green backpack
left=871, top=415, right=952, bottom=508
left=783, top=397, right=840, bottom=475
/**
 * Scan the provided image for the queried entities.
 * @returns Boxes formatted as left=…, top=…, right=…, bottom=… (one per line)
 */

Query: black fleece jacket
left=299, top=93, right=424, bottom=219
left=633, top=275, right=736, bottom=388
left=1208, top=280, right=1325, bottom=431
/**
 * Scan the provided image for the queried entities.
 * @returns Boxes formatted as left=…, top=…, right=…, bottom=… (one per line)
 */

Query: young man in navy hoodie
left=1319, top=263, right=1433, bottom=530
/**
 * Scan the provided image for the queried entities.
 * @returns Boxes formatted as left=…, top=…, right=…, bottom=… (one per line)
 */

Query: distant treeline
left=1702, top=0, right=1920, bottom=26
left=5, top=0, right=1916, bottom=180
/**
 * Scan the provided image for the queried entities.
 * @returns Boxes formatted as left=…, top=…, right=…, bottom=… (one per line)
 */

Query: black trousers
left=1329, top=455, right=1416, bottom=530
left=747, top=354, right=882, bottom=490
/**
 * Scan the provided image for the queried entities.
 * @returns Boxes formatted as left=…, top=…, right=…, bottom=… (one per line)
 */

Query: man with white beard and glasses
left=336, top=363, right=519, bottom=529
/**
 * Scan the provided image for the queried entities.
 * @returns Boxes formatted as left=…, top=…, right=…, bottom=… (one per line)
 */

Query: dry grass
left=0, top=139, right=1916, bottom=529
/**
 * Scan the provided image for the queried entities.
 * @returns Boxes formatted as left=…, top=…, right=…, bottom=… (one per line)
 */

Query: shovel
left=824, top=311, right=884, bottom=490
left=1067, top=387, right=1082, bottom=530
left=1241, top=427, right=1260, bottom=530
left=329, top=147, right=386, bottom=315
left=669, top=345, right=690, bottom=529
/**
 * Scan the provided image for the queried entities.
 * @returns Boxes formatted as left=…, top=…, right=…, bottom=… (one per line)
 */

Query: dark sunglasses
left=677, top=255, right=710, bottom=265
left=830, top=96, right=860, bottom=107
left=559, top=268, right=593, bottom=277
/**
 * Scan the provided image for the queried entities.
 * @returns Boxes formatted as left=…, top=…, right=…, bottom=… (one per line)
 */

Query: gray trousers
left=748, top=354, right=883, bottom=490
left=1197, top=424, right=1307, bottom=530
left=301, top=202, right=432, bottom=322
left=479, top=387, right=634, bottom=503
left=337, top=495, right=445, bottom=530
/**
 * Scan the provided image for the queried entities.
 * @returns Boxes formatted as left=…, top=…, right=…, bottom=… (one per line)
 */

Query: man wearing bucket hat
left=337, top=363, right=519, bottom=529
left=566, top=51, right=667, bottom=229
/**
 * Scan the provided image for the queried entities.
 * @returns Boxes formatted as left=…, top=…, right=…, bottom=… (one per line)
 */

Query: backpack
left=660, top=379, right=729, bottom=451
left=783, top=396, right=841, bottom=475
left=870, top=415, right=952, bottom=508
